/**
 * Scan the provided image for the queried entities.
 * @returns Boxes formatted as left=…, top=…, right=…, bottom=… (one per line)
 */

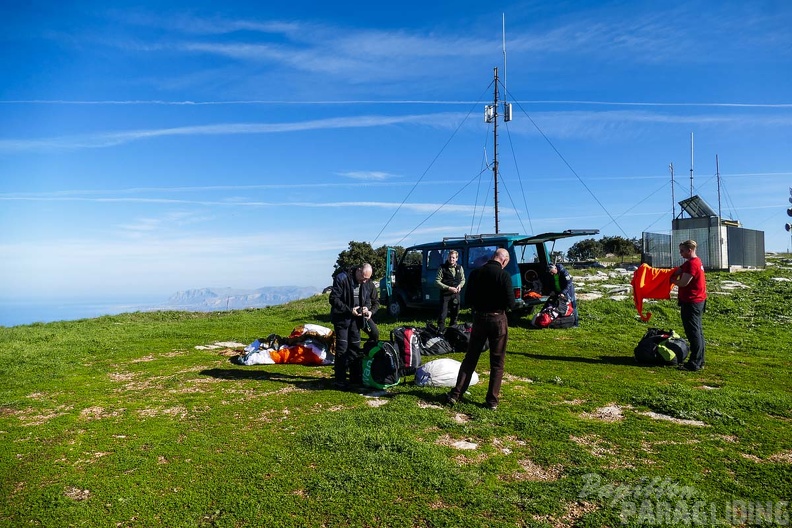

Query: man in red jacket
left=671, top=240, right=707, bottom=372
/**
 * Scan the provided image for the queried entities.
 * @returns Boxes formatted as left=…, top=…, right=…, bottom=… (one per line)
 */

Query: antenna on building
left=669, top=162, right=676, bottom=219
left=689, top=132, right=694, bottom=198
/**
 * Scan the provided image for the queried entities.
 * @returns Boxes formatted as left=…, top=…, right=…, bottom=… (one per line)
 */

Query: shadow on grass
left=199, top=367, right=330, bottom=391
left=512, top=351, right=637, bottom=366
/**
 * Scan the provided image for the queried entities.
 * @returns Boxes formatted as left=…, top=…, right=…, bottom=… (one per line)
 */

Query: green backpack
left=361, top=341, right=402, bottom=389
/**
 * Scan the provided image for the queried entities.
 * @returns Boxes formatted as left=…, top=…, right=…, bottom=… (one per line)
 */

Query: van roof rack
left=442, top=233, right=520, bottom=242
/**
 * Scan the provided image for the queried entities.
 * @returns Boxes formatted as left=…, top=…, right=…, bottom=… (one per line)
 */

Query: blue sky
left=1, top=0, right=791, bottom=300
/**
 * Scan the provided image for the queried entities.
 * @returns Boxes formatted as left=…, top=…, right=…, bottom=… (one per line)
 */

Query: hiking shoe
left=485, top=402, right=498, bottom=410
left=444, top=394, right=458, bottom=406
left=678, top=363, right=702, bottom=372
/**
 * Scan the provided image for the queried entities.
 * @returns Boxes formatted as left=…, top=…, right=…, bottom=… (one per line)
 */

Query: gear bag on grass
left=532, top=296, right=574, bottom=329
left=417, top=325, right=455, bottom=356
left=390, top=326, right=422, bottom=374
left=444, top=322, right=489, bottom=353
left=634, top=328, right=689, bottom=366
left=361, top=340, right=402, bottom=389
left=415, top=358, right=479, bottom=387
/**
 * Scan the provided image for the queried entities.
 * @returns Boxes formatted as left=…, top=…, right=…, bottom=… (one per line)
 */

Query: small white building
left=642, top=195, right=765, bottom=270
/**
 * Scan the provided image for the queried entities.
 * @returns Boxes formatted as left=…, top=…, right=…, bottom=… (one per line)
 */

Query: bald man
left=329, top=263, right=379, bottom=390
left=446, top=248, right=516, bottom=410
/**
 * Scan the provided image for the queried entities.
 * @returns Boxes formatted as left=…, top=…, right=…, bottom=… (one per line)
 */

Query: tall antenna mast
left=493, top=67, right=501, bottom=234
left=484, top=19, right=512, bottom=234
left=502, top=14, right=507, bottom=102
left=689, top=132, right=694, bottom=197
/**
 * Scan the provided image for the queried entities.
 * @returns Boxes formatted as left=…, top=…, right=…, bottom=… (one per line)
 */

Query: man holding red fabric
left=671, top=240, right=707, bottom=371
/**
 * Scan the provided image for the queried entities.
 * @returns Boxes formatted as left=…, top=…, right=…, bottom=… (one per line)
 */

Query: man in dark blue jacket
left=543, top=263, right=578, bottom=326
left=445, top=248, right=515, bottom=410
left=329, top=263, right=379, bottom=390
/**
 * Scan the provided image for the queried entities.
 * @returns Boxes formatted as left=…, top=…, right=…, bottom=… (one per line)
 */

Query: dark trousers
left=449, top=312, right=508, bottom=407
left=680, top=301, right=706, bottom=368
left=437, top=293, right=460, bottom=330
left=333, top=318, right=362, bottom=384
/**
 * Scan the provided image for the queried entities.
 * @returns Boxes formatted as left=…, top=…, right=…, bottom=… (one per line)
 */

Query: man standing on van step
left=329, top=263, right=378, bottom=390
left=435, top=249, right=465, bottom=332
left=671, top=239, right=707, bottom=372
left=445, top=248, right=515, bottom=410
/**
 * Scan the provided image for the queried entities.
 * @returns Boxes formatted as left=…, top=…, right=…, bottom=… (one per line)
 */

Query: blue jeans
left=680, top=301, right=706, bottom=368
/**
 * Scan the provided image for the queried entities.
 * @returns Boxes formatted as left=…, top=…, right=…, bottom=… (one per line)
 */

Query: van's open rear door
left=515, top=229, right=599, bottom=245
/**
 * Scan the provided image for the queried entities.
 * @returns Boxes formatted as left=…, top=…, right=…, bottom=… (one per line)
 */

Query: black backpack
left=634, top=328, right=690, bottom=366
left=443, top=323, right=489, bottom=353
left=417, top=325, right=455, bottom=356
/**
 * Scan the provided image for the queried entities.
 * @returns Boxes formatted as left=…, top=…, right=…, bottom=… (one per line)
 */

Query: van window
left=426, top=250, right=444, bottom=270
left=468, top=245, right=499, bottom=269
left=514, top=243, right=540, bottom=264
left=403, top=249, right=422, bottom=267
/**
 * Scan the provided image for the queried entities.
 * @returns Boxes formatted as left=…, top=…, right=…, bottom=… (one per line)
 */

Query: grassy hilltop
left=1, top=256, right=791, bottom=527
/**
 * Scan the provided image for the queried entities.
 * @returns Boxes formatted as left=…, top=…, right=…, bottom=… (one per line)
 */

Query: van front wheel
left=387, top=298, right=403, bottom=317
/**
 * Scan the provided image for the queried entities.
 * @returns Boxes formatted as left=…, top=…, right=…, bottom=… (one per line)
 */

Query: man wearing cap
left=543, top=262, right=579, bottom=326
left=445, top=248, right=515, bottom=410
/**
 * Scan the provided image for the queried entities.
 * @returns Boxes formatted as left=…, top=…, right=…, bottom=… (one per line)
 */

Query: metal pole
left=669, top=163, right=676, bottom=219
left=716, top=155, right=723, bottom=269
left=690, top=132, right=694, bottom=197
left=493, top=67, right=500, bottom=234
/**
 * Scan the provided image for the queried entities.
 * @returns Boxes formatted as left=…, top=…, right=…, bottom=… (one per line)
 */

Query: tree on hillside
left=601, top=236, right=640, bottom=262
left=334, top=241, right=404, bottom=279
left=567, top=238, right=604, bottom=261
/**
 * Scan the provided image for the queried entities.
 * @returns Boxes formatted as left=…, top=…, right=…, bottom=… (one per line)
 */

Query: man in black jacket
left=542, top=262, right=578, bottom=326
left=445, top=248, right=515, bottom=410
left=329, top=263, right=379, bottom=390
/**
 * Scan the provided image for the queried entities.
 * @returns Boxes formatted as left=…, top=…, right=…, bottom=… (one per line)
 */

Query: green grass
left=2, top=256, right=791, bottom=527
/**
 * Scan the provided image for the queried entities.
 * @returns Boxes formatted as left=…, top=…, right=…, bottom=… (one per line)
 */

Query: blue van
left=380, top=230, right=598, bottom=317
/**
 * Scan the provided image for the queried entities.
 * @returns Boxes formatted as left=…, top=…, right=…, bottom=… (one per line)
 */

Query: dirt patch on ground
left=452, top=413, right=470, bottom=424
left=80, top=406, right=125, bottom=421
left=580, top=403, right=627, bottom=422
left=195, top=342, right=246, bottom=351
left=136, top=406, right=189, bottom=420
left=14, top=405, right=73, bottom=426
left=492, top=436, right=527, bottom=455
left=532, top=500, right=599, bottom=527
left=570, top=434, right=616, bottom=457
left=435, top=434, right=478, bottom=450
left=511, top=458, right=563, bottom=481
left=501, top=373, right=534, bottom=383
left=769, top=451, right=792, bottom=463
left=64, top=486, right=91, bottom=501
left=640, top=411, right=708, bottom=427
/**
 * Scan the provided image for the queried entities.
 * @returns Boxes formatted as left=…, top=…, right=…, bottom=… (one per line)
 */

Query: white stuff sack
left=415, top=358, right=478, bottom=387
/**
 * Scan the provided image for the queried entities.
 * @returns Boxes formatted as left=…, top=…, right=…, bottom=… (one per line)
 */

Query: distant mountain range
left=159, top=286, right=322, bottom=312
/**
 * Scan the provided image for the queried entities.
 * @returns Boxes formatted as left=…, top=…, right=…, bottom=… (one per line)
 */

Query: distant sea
left=0, top=295, right=166, bottom=328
